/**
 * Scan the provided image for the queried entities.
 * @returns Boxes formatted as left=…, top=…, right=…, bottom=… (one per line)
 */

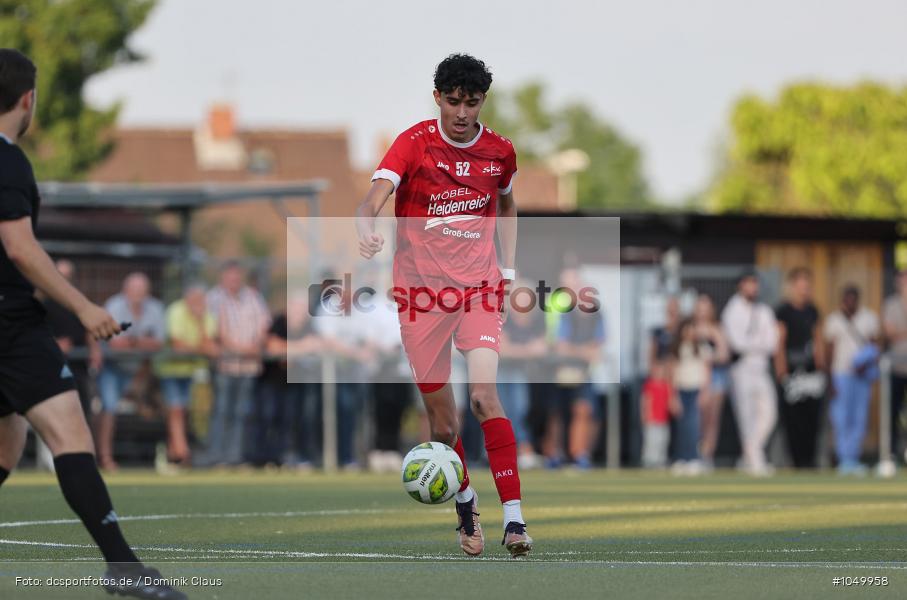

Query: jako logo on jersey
left=480, top=335, right=496, bottom=343
left=494, top=469, right=513, bottom=479
left=436, top=161, right=450, bottom=171
left=482, top=162, right=502, bottom=175
left=60, top=364, right=73, bottom=379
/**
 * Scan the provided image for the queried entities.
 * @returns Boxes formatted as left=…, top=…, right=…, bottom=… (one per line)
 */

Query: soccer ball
left=401, top=442, right=464, bottom=504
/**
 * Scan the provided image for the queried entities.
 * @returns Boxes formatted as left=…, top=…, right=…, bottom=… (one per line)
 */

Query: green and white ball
left=401, top=442, right=464, bottom=504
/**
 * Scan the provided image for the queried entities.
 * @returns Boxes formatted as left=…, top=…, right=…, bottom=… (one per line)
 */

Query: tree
left=0, top=0, right=156, bottom=180
left=482, top=82, right=652, bottom=210
left=710, top=82, right=907, bottom=217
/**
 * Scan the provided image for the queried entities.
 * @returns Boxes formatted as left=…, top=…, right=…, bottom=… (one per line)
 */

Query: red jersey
left=372, top=119, right=517, bottom=294
left=642, top=378, right=671, bottom=424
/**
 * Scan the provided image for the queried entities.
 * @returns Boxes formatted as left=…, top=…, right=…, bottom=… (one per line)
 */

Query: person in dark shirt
left=256, top=293, right=321, bottom=468
left=774, top=267, right=826, bottom=469
left=498, top=282, right=548, bottom=469
left=0, top=49, right=184, bottom=599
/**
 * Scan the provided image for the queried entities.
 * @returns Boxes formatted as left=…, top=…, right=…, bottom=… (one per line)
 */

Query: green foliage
left=710, top=82, right=907, bottom=217
left=0, top=0, right=156, bottom=180
left=482, top=82, right=652, bottom=209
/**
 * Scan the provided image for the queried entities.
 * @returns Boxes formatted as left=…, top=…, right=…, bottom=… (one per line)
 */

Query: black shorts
left=0, top=298, right=76, bottom=417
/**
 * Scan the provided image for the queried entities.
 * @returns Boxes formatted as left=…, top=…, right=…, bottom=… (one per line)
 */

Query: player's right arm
left=0, top=216, right=120, bottom=340
left=355, top=178, right=394, bottom=259
left=356, top=126, right=421, bottom=259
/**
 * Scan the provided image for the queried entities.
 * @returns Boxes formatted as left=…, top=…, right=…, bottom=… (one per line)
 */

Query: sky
left=85, top=0, right=907, bottom=202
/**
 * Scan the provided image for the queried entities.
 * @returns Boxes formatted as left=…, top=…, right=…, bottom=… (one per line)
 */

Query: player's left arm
left=497, top=190, right=517, bottom=273
left=496, top=190, right=517, bottom=322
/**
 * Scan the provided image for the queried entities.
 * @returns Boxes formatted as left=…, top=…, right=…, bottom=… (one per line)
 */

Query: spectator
left=825, top=285, right=880, bottom=475
left=204, top=261, right=270, bottom=467
left=669, top=318, right=710, bottom=475
left=640, top=361, right=671, bottom=468
left=313, top=283, right=374, bottom=469
left=552, top=267, right=605, bottom=469
left=155, top=284, right=217, bottom=466
left=365, top=295, right=412, bottom=473
left=257, top=293, right=321, bottom=469
left=693, top=294, right=729, bottom=470
left=774, top=268, right=826, bottom=469
left=882, top=269, right=907, bottom=464
left=650, top=296, right=681, bottom=376
left=97, top=272, right=166, bottom=471
left=721, top=270, right=779, bottom=477
left=497, top=280, right=547, bottom=470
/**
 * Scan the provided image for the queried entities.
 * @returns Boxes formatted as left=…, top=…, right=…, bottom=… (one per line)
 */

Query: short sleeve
left=0, top=146, right=35, bottom=221
left=498, top=147, right=518, bottom=195
left=372, top=131, right=419, bottom=192
left=165, top=304, right=180, bottom=340
left=867, top=311, right=880, bottom=338
left=557, top=313, right=571, bottom=342
left=149, top=300, right=166, bottom=341
left=823, top=314, right=839, bottom=343
left=0, top=186, right=32, bottom=221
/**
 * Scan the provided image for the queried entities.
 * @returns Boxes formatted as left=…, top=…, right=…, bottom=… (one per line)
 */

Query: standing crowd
left=641, top=267, right=902, bottom=475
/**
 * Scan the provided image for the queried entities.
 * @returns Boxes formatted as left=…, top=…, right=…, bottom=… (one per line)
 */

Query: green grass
left=1, top=469, right=906, bottom=599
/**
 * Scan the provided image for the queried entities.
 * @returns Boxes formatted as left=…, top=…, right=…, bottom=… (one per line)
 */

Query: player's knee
left=469, top=386, right=501, bottom=420
left=0, top=417, right=28, bottom=470
left=430, top=425, right=456, bottom=446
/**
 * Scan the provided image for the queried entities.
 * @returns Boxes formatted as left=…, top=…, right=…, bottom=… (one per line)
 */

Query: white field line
left=0, top=508, right=419, bottom=529
left=3, top=539, right=907, bottom=568
left=3, top=501, right=907, bottom=529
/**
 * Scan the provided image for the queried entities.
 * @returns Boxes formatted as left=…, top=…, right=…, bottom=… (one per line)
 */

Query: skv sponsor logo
left=482, top=162, right=502, bottom=175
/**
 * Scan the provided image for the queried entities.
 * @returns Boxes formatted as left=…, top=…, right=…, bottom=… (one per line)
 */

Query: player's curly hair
left=433, top=54, right=492, bottom=95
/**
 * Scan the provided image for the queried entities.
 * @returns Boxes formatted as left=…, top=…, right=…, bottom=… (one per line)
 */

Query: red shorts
left=399, top=296, right=503, bottom=392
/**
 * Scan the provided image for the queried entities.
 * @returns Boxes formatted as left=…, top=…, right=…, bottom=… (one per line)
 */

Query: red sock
left=481, top=417, right=521, bottom=503
left=452, top=436, right=470, bottom=493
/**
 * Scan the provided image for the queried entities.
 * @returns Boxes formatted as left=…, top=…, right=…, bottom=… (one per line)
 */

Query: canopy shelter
left=38, top=180, right=328, bottom=287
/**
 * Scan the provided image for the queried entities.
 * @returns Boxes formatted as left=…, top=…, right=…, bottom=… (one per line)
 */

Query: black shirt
left=503, top=310, right=546, bottom=344
left=44, top=297, right=86, bottom=348
left=775, top=301, right=819, bottom=371
left=261, top=313, right=317, bottom=386
left=0, top=137, right=39, bottom=302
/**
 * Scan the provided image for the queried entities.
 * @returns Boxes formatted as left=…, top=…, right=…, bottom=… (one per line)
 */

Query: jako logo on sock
left=494, top=469, right=513, bottom=479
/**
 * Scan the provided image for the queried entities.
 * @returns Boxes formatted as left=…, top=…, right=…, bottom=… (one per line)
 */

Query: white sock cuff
left=455, top=486, right=475, bottom=504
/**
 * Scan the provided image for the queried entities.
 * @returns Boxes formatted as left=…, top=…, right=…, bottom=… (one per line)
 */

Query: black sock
left=53, top=453, right=140, bottom=564
left=0, top=466, right=9, bottom=487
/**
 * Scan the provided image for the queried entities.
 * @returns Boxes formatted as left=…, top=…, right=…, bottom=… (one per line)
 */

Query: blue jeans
left=830, top=373, right=872, bottom=466
left=675, top=389, right=701, bottom=461
left=98, top=363, right=135, bottom=413
left=253, top=382, right=316, bottom=465
left=207, top=374, right=254, bottom=465
left=160, top=377, right=193, bottom=408
left=336, top=383, right=364, bottom=466
left=497, top=369, right=530, bottom=445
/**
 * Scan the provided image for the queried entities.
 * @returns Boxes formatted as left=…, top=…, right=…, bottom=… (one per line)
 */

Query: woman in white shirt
left=824, top=285, right=880, bottom=475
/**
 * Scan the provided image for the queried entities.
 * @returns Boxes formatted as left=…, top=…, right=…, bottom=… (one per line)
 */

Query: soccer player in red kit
left=356, top=54, right=531, bottom=557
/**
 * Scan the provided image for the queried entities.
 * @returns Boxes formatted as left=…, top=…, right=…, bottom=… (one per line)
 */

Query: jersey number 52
left=456, top=162, right=470, bottom=176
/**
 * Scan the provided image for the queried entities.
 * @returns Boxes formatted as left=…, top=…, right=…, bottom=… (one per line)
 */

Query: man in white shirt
left=721, top=271, right=779, bottom=476
left=825, top=285, right=879, bottom=474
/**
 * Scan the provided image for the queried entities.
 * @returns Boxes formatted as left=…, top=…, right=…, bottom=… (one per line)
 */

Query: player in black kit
left=0, top=49, right=186, bottom=600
